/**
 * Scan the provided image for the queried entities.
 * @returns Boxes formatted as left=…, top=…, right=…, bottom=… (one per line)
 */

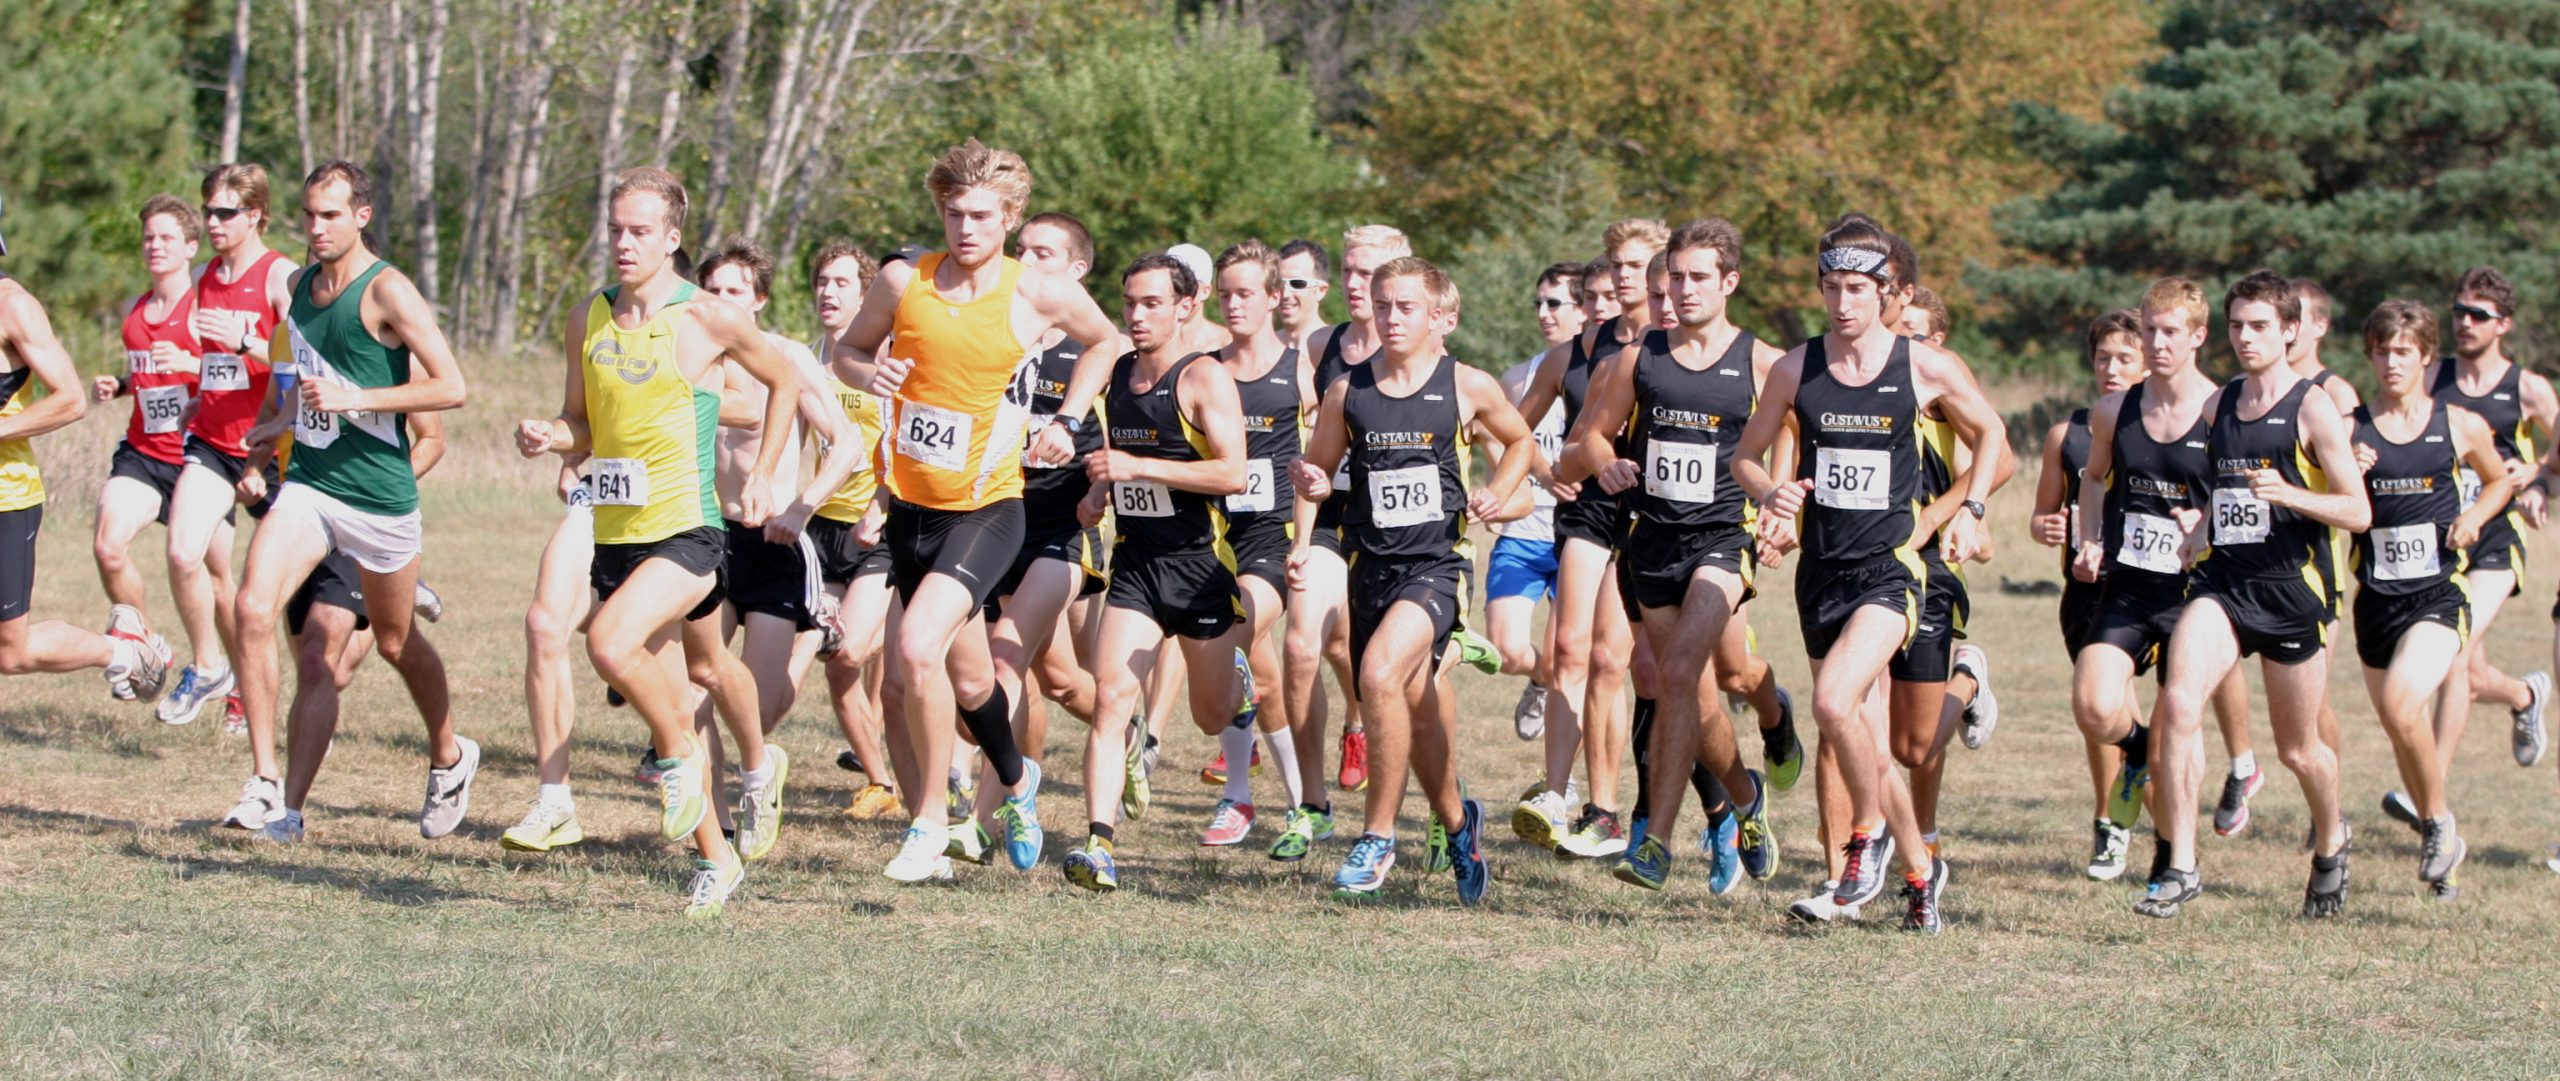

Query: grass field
left=8, top=354, right=2560, bottom=1079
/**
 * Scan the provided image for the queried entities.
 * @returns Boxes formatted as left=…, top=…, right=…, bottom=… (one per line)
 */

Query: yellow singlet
left=814, top=360, right=884, bottom=524
left=0, top=376, right=43, bottom=513
left=581, top=283, right=720, bottom=545
left=882, top=253, right=1035, bottom=511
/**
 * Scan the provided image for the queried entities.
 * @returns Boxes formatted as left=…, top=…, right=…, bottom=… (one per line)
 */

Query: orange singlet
left=881, top=253, right=1038, bottom=511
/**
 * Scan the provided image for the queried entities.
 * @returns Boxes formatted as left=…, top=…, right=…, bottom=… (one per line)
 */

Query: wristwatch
left=1962, top=500, right=1987, bottom=520
left=1048, top=414, right=1084, bottom=434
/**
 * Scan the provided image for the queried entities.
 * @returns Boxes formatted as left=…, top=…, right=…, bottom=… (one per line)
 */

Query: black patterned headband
left=1817, top=246, right=1890, bottom=279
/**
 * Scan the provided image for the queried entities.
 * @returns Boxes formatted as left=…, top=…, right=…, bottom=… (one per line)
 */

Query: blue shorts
left=1485, top=535, right=1559, bottom=601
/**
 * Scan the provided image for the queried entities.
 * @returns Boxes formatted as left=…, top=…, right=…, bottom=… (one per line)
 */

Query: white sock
left=1921, top=831, right=1940, bottom=848
left=742, top=759, right=776, bottom=791
left=2231, top=751, right=2257, bottom=780
left=1220, top=723, right=1255, bottom=804
left=1262, top=726, right=1304, bottom=807
left=538, top=783, right=573, bottom=809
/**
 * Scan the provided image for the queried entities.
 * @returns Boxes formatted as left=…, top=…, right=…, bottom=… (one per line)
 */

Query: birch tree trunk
left=291, top=0, right=314, bottom=177
left=411, top=0, right=449, bottom=306
left=219, top=0, right=251, bottom=163
left=701, top=0, right=754, bottom=245
left=739, top=0, right=817, bottom=241
left=490, top=12, right=559, bottom=353
left=585, top=40, right=643, bottom=275
left=652, top=7, right=693, bottom=168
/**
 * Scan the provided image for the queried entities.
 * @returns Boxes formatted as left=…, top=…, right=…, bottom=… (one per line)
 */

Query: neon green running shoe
left=683, top=858, right=744, bottom=920
left=657, top=744, right=709, bottom=842
left=1121, top=721, right=1153, bottom=822
left=1424, top=812, right=1453, bottom=874
left=1453, top=627, right=1502, bottom=676
left=1268, top=806, right=1334, bottom=862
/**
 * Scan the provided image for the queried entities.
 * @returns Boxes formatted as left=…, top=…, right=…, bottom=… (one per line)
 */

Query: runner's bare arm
left=0, top=288, right=88, bottom=441
left=328, top=266, right=465, bottom=414
left=1026, top=273, right=1127, bottom=466
left=520, top=301, right=594, bottom=459
left=248, top=256, right=299, bottom=364
left=2032, top=419, right=2071, bottom=547
left=1512, top=337, right=1573, bottom=447
left=2261, top=392, right=2368, bottom=532
left=778, top=346, right=863, bottom=542
left=1554, top=341, right=1633, bottom=489
left=1091, top=362, right=1248, bottom=497
left=1913, top=341, right=2008, bottom=562
left=833, top=259, right=908, bottom=390
left=2512, top=370, right=2557, bottom=525
left=1728, top=348, right=1806, bottom=517
left=1288, top=381, right=1350, bottom=576
left=694, top=299, right=802, bottom=523
left=409, top=408, right=448, bottom=480
left=1458, top=364, right=1535, bottom=523
left=2448, top=405, right=2512, bottom=550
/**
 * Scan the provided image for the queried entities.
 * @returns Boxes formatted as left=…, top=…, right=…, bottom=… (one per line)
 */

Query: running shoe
left=835, top=747, right=865, bottom=774
left=2380, top=789, right=2421, bottom=831
left=2430, top=868, right=2461, bottom=903
left=945, top=770, right=974, bottom=826
left=997, top=760, right=1044, bottom=870
left=843, top=783, right=900, bottom=820
left=2419, top=816, right=2467, bottom=887
left=155, top=664, right=235, bottom=727
left=656, top=743, right=708, bottom=842
left=2212, top=767, right=2265, bottom=837
left=1616, top=833, right=1673, bottom=891
left=102, top=605, right=154, bottom=701
left=1338, top=729, right=1369, bottom=792
left=1762, top=688, right=1803, bottom=792
left=1450, top=798, right=1489, bottom=906
left=500, top=799, right=584, bottom=852
left=2517, top=671, right=2551, bottom=768
left=1200, top=799, right=1255, bottom=847
left=2303, top=848, right=2349, bottom=919
left=2085, top=820, right=2130, bottom=881
left=1953, top=645, right=1997, bottom=750
left=1833, top=831, right=1896, bottom=908
left=684, top=858, right=745, bottom=920
left=220, top=692, right=245, bottom=736
left=412, top=581, right=445, bottom=623
left=1063, top=837, right=1118, bottom=893
left=1902, top=857, right=1949, bottom=935
left=221, top=774, right=284, bottom=830
left=1331, top=833, right=1395, bottom=900
left=1734, top=771, right=1777, bottom=881
left=1787, top=880, right=1849, bottom=923
left=419, top=736, right=480, bottom=840
left=2547, top=844, right=2560, bottom=877
left=255, top=808, right=306, bottom=844
left=635, top=746, right=666, bottom=785
left=735, top=746, right=789, bottom=862
left=945, top=817, right=995, bottom=866
left=1198, top=744, right=1263, bottom=786
left=2107, top=724, right=2150, bottom=829
left=1555, top=808, right=1627, bottom=861
left=885, top=823, right=954, bottom=883
left=1453, top=627, right=1501, bottom=676
left=2135, top=865, right=2201, bottom=919
left=1121, top=721, right=1152, bottom=821
left=1700, top=812, right=1739, bottom=896
left=607, top=687, right=628, bottom=709
left=1513, top=682, right=1548, bottom=742
left=1512, top=788, right=1570, bottom=851
left=1422, top=811, right=1453, bottom=874
left=1268, top=806, right=1332, bottom=862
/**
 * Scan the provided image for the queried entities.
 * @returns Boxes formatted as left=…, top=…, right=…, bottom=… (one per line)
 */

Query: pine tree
left=1973, top=0, right=2560, bottom=363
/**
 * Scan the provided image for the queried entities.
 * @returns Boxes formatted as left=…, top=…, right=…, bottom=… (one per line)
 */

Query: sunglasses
left=2452, top=303, right=2505, bottom=323
left=1534, top=298, right=1571, bottom=311
left=1283, top=278, right=1321, bottom=291
left=202, top=206, right=248, bottom=223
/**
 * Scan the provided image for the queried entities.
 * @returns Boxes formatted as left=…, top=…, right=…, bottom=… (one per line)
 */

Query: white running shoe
left=2515, top=671, right=2550, bottom=768
left=1513, top=682, right=1547, bottom=742
left=735, top=746, right=789, bottom=862
left=684, top=859, right=745, bottom=920
left=500, top=799, right=584, bottom=852
left=221, top=775, right=285, bottom=830
left=1788, top=881, right=1849, bottom=922
left=412, top=581, right=445, bottom=623
left=885, top=823, right=954, bottom=883
left=1955, top=644, right=1998, bottom=750
left=419, top=736, right=480, bottom=839
left=256, top=809, right=306, bottom=843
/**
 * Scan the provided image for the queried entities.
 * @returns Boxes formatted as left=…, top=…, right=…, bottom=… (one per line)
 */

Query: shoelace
left=659, top=760, right=689, bottom=810
left=2419, top=820, right=2443, bottom=867
left=689, top=866, right=726, bottom=905
left=1839, top=836, right=1871, bottom=887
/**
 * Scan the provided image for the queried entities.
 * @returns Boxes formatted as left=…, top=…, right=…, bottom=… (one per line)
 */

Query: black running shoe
left=606, top=687, right=628, bottom=709
left=837, top=747, right=866, bottom=774
left=1901, top=857, right=1948, bottom=935
left=2303, top=849, right=2349, bottom=918
left=1833, top=831, right=1895, bottom=907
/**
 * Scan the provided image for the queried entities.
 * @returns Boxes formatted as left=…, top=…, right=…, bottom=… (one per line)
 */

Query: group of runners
left=1, top=141, right=2554, bottom=930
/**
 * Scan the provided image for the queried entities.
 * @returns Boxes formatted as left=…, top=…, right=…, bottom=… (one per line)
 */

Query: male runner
left=2351, top=298, right=2500, bottom=898
left=1169, top=243, right=1233, bottom=355
left=1488, top=262, right=1582, bottom=741
left=1291, top=255, right=1534, bottom=904
left=158, top=164, right=293, bottom=729
left=832, top=139, right=1118, bottom=883
left=222, top=161, right=473, bottom=848
left=1555, top=218, right=1782, bottom=892
left=1273, top=224, right=1410, bottom=859
left=0, top=217, right=171, bottom=696
left=2428, top=267, right=2553, bottom=769
left=89, top=196, right=212, bottom=710
left=1057, top=252, right=1259, bottom=891
left=1275, top=240, right=1332, bottom=356
left=798, top=240, right=901, bottom=819
left=2133, top=270, right=2367, bottom=920
left=515, top=167, right=796, bottom=917
left=1728, top=214, right=2008, bottom=934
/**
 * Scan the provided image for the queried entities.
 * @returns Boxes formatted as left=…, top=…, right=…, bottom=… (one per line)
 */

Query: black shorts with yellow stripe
left=2193, top=568, right=2331, bottom=666
left=1347, top=549, right=1470, bottom=693
left=1226, top=511, right=1293, bottom=598
left=1890, top=553, right=1970, bottom=683
left=986, top=523, right=1106, bottom=620
left=2353, top=578, right=2468, bottom=671
left=1795, top=552, right=1924, bottom=661
left=1105, top=539, right=1243, bottom=639
left=1619, top=521, right=1754, bottom=613
left=2468, top=508, right=2526, bottom=580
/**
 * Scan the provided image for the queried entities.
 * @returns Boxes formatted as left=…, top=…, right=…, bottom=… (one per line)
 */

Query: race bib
left=2370, top=523, right=2440, bottom=582
left=896, top=399, right=972, bottom=473
left=136, top=384, right=189, bottom=434
left=589, top=458, right=650, bottom=507
left=2116, top=511, right=2183, bottom=575
left=1645, top=441, right=1716, bottom=504
left=1813, top=447, right=1891, bottom=510
left=1227, top=459, right=1277, bottom=514
left=2457, top=467, right=2483, bottom=510
left=1369, top=463, right=1442, bottom=529
left=125, top=349, right=155, bottom=376
left=1115, top=480, right=1174, bottom=518
left=2211, top=487, right=2270, bottom=546
left=199, top=352, right=251, bottom=393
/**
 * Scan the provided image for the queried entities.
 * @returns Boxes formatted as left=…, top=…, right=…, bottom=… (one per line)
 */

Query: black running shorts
left=724, top=518, right=820, bottom=629
left=1890, top=554, right=1971, bottom=683
left=2193, top=570, right=2330, bottom=665
left=1347, top=550, right=1470, bottom=692
left=1794, top=553, right=1923, bottom=661
left=2352, top=579, right=2468, bottom=671
left=1105, top=542, right=1244, bottom=639
left=2087, top=574, right=2186, bottom=677
left=987, top=523, right=1107, bottom=621
left=2060, top=577, right=2103, bottom=661
left=0, top=503, right=38, bottom=622
left=286, top=550, right=369, bottom=637
left=592, top=525, right=728, bottom=623
left=1619, top=521, right=1753, bottom=613
left=1553, top=489, right=1626, bottom=551
left=885, top=496, right=1023, bottom=610
left=1226, top=512, right=1293, bottom=598
left=108, top=442, right=184, bottom=525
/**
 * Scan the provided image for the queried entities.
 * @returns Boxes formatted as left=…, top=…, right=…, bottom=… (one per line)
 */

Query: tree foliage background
left=4, top=0, right=2553, bottom=376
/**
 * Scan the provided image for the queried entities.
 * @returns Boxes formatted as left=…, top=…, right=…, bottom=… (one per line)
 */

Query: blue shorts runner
left=1484, top=534, right=1558, bottom=602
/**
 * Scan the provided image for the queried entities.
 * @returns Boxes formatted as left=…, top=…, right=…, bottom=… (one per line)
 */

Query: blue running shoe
left=1614, top=834, right=1672, bottom=891
left=1331, top=833, right=1395, bottom=900
left=1451, top=798, right=1489, bottom=906
left=1703, top=811, right=1741, bottom=896
left=997, top=759, right=1044, bottom=870
left=1735, top=770, right=1777, bottom=881
left=1062, top=837, right=1118, bottom=893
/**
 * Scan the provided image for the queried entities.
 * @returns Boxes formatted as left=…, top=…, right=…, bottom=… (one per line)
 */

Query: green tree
left=0, top=0, right=194, bottom=342
left=1973, top=0, right=2560, bottom=367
